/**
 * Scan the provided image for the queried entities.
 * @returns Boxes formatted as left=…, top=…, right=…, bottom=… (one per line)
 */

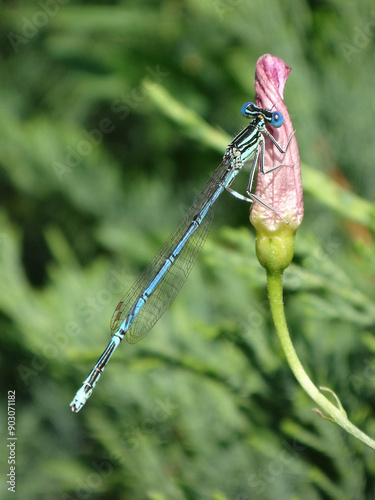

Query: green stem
left=267, top=269, right=375, bottom=450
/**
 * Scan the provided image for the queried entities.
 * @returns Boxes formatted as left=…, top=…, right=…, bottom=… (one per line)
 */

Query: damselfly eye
left=271, top=111, right=284, bottom=128
left=241, top=102, right=255, bottom=118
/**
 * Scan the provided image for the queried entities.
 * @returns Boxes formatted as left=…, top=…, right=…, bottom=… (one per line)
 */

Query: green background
left=1, top=1, right=375, bottom=499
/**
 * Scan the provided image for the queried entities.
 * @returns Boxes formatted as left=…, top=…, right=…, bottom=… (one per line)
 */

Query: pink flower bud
left=250, top=54, right=304, bottom=232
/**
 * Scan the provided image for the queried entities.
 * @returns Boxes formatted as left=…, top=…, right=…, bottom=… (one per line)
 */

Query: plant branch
left=267, top=269, right=375, bottom=450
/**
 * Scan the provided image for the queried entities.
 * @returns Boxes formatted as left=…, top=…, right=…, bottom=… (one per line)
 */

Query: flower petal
left=250, top=54, right=304, bottom=232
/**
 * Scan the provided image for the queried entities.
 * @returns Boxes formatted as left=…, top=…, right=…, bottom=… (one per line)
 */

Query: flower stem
left=267, top=269, right=375, bottom=450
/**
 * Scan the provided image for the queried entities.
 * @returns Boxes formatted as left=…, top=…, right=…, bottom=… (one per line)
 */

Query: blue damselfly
left=70, top=102, right=294, bottom=412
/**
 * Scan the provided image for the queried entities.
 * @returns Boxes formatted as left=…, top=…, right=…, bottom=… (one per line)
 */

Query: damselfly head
left=241, top=102, right=284, bottom=128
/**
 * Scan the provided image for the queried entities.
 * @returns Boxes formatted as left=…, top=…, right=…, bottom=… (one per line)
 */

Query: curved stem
left=267, top=269, right=375, bottom=450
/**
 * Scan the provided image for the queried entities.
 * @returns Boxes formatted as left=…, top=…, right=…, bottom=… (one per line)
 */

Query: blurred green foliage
left=1, top=1, right=375, bottom=499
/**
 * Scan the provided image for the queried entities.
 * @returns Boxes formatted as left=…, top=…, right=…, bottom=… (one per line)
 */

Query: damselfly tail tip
left=70, top=387, right=90, bottom=413
left=70, top=398, right=82, bottom=413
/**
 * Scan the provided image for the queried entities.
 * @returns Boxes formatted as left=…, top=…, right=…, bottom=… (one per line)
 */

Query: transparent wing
left=110, top=154, right=233, bottom=343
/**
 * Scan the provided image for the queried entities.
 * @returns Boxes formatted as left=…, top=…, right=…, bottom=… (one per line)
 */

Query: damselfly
left=70, top=102, right=294, bottom=412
